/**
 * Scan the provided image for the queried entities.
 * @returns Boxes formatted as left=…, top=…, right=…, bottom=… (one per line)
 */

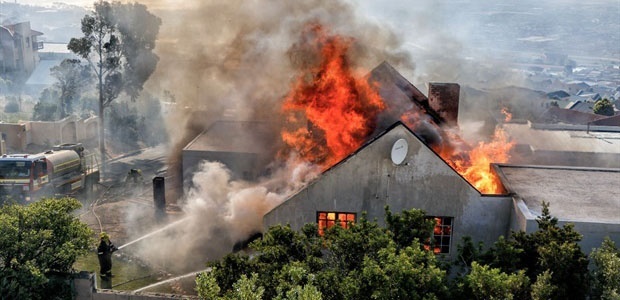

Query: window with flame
left=424, top=217, right=453, bottom=254
left=317, top=211, right=356, bottom=235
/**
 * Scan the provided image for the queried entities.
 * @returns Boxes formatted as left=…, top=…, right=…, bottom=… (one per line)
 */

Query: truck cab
left=0, top=143, right=99, bottom=204
left=0, top=154, right=48, bottom=203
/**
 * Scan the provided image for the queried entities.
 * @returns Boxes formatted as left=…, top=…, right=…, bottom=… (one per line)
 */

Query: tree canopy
left=455, top=202, right=590, bottom=300
left=196, top=203, right=615, bottom=300
left=51, top=58, right=92, bottom=119
left=0, top=197, right=94, bottom=299
left=197, top=208, right=446, bottom=300
left=68, top=1, right=161, bottom=174
left=593, top=98, right=615, bottom=116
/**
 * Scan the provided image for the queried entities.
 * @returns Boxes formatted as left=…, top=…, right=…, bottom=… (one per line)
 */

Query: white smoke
left=130, top=158, right=318, bottom=273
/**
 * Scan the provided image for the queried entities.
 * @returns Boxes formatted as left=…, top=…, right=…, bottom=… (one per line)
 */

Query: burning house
left=263, top=119, right=620, bottom=258
left=264, top=122, right=513, bottom=258
left=260, top=57, right=618, bottom=257
left=175, top=24, right=618, bottom=266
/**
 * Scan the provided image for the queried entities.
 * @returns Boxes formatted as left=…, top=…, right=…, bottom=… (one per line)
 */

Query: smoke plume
left=128, top=0, right=417, bottom=272
left=131, top=158, right=318, bottom=273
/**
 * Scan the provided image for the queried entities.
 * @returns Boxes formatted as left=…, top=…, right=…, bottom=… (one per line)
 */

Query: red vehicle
left=0, top=143, right=99, bottom=203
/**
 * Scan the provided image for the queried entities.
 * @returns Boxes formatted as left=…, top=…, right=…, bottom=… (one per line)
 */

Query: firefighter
left=97, top=232, right=118, bottom=277
left=125, top=168, right=143, bottom=185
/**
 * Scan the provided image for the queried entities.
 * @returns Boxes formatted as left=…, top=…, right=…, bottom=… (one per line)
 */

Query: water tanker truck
left=0, top=143, right=99, bottom=203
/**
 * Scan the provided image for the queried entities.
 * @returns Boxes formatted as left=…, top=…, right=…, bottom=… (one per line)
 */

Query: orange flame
left=281, top=23, right=384, bottom=168
left=437, top=128, right=513, bottom=194
left=501, top=107, right=512, bottom=122
left=401, top=112, right=514, bottom=194
left=280, top=22, right=513, bottom=194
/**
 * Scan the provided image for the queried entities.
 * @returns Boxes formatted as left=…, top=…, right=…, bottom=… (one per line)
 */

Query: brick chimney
left=428, top=83, right=460, bottom=127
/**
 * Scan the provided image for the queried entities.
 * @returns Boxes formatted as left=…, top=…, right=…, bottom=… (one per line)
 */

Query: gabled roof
left=368, top=62, right=443, bottom=127
left=183, top=120, right=277, bottom=154
left=0, top=25, right=13, bottom=37
left=305, top=121, right=500, bottom=197
left=590, top=114, right=620, bottom=126
left=536, top=106, right=606, bottom=125
left=546, top=90, right=570, bottom=99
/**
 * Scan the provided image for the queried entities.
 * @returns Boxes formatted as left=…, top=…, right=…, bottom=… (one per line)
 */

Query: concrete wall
left=509, top=198, right=538, bottom=234
left=0, top=26, right=17, bottom=70
left=0, top=122, right=27, bottom=150
left=30, top=117, right=71, bottom=146
left=78, top=117, right=99, bottom=142
left=0, top=116, right=100, bottom=152
left=510, top=198, right=620, bottom=254
left=264, top=124, right=513, bottom=260
left=570, top=221, right=620, bottom=254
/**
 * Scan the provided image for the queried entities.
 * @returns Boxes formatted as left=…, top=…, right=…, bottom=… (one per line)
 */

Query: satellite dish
left=391, top=138, right=408, bottom=165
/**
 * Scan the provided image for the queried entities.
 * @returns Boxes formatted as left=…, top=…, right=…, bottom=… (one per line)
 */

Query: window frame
left=316, top=211, right=356, bottom=235
left=424, top=216, right=453, bottom=254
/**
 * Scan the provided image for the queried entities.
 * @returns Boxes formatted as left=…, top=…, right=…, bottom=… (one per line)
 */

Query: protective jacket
left=97, top=239, right=117, bottom=277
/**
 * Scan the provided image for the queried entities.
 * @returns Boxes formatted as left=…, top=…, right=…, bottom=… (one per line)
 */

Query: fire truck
left=0, top=143, right=100, bottom=203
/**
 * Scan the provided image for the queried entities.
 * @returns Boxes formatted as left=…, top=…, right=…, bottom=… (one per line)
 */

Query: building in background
left=0, top=21, right=43, bottom=77
left=25, top=42, right=77, bottom=93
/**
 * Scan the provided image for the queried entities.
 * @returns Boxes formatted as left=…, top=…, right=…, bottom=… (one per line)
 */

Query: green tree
left=33, top=88, right=61, bottom=121
left=458, top=202, right=589, bottom=300
left=108, top=101, right=140, bottom=150
left=322, top=214, right=391, bottom=273
left=593, top=98, right=615, bottom=116
left=196, top=269, right=221, bottom=299
left=0, top=197, right=94, bottom=299
left=272, top=262, right=322, bottom=300
left=50, top=58, right=92, bottom=119
left=343, top=242, right=448, bottom=300
left=385, top=205, right=434, bottom=250
left=590, top=238, right=620, bottom=299
left=68, top=1, right=161, bottom=174
left=531, top=270, right=556, bottom=300
left=230, top=273, right=265, bottom=300
left=513, top=202, right=589, bottom=300
left=199, top=208, right=447, bottom=300
left=463, top=262, right=529, bottom=300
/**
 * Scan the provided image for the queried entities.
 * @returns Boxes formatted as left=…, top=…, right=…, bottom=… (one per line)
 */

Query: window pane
left=434, top=226, right=442, bottom=235
left=425, top=216, right=454, bottom=254
left=317, top=211, right=356, bottom=235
